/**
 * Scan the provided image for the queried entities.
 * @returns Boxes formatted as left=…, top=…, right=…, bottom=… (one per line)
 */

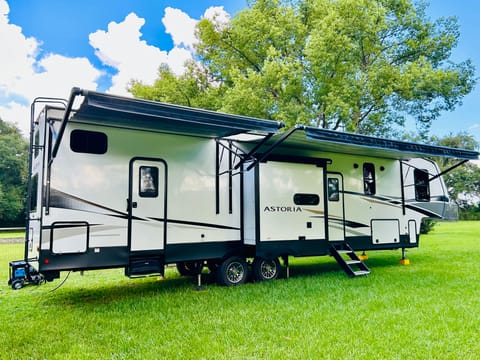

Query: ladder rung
left=336, top=250, right=353, bottom=254
left=353, top=270, right=370, bottom=276
left=346, top=260, right=361, bottom=265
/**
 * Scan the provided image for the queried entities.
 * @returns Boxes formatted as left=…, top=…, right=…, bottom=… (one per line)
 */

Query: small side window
left=30, top=174, right=39, bottom=212
left=34, top=129, right=40, bottom=158
left=70, top=129, right=107, bottom=154
left=363, top=163, right=376, bottom=195
left=414, top=169, right=430, bottom=201
left=328, top=178, right=339, bottom=201
left=139, top=166, right=159, bottom=198
left=294, top=193, right=320, bottom=206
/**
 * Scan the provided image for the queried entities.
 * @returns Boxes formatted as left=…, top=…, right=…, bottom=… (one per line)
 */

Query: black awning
left=235, top=126, right=479, bottom=161
left=71, top=90, right=283, bottom=138
left=303, top=127, right=479, bottom=160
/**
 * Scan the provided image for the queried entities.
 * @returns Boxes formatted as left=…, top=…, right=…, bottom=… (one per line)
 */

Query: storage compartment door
left=371, top=219, right=400, bottom=245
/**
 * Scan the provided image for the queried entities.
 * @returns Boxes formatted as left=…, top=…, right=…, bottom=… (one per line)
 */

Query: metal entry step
left=330, top=243, right=370, bottom=277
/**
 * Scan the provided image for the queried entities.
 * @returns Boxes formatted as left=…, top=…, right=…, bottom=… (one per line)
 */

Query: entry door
left=128, top=158, right=167, bottom=251
left=327, top=174, right=345, bottom=241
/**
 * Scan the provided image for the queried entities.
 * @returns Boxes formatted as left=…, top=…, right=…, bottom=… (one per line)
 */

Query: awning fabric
left=66, top=89, right=478, bottom=161
left=71, top=90, right=284, bottom=138
left=236, top=126, right=479, bottom=160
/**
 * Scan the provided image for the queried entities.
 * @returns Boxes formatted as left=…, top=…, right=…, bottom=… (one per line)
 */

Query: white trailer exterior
left=23, top=88, right=479, bottom=286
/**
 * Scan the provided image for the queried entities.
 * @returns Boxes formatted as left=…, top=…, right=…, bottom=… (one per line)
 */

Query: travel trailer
left=11, top=88, right=478, bottom=289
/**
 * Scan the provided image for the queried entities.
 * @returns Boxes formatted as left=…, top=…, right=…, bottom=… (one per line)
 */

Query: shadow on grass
left=40, top=253, right=406, bottom=307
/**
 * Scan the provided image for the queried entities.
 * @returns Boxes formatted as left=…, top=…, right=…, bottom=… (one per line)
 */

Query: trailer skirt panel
left=38, top=246, right=129, bottom=272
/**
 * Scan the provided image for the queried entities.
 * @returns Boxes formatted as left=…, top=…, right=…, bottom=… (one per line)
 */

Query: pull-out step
left=330, top=243, right=370, bottom=277
left=126, top=255, right=164, bottom=277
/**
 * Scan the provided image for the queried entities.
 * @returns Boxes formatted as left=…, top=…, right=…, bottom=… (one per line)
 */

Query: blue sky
left=0, top=0, right=479, bottom=146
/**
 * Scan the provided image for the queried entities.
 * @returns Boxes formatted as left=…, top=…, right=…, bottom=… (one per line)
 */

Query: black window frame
left=70, top=129, right=108, bottom=155
left=414, top=169, right=430, bottom=202
left=363, top=163, right=376, bottom=195
left=293, top=193, right=320, bottom=206
left=328, top=178, right=340, bottom=202
left=139, top=166, right=159, bottom=198
left=30, top=174, right=39, bottom=213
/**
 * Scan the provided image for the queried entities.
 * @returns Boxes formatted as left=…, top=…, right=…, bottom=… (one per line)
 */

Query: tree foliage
left=0, top=118, right=29, bottom=226
left=129, top=0, right=475, bottom=137
left=431, top=133, right=480, bottom=213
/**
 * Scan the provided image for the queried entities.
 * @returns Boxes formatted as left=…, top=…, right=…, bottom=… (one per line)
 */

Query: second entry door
left=128, top=158, right=167, bottom=252
left=327, top=173, right=345, bottom=241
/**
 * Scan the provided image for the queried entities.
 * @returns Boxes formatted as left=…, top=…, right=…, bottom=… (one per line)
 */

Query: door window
left=139, top=166, right=159, bottom=197
left=328, top=178, right=340, bottom=201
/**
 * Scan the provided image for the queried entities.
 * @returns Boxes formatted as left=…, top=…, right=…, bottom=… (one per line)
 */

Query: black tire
left=217, top=256, right=248, bottom=286
left=11, top=279, right=24, bottom=290
left=252, top=257, right=280, bottom=281
left=176, top=261, right=203, bottom=276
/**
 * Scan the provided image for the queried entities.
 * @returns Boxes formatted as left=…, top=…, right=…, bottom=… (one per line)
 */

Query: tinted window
left=294, top=193, right=320, bottom=206
left=414, top=169, right=430, bottom=201
left=139, top=166, right=159, bottom=198
left=363, top=163, right=376, bottom=195
left=30, top=174, right=39, bottom=212
left=328, top=178, right=339, bottom=201
left=70, top=129, right=107, bottom=154
left=34, top=129, right=40, bottom=158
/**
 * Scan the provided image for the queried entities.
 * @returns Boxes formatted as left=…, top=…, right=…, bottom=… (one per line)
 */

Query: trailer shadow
left=40, top=254, right=405, bottom=307
left=40, top=274, right=205, bottom=307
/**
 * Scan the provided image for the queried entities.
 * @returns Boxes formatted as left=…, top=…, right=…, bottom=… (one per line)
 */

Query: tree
left=129, top=0, right=475, bottom=137
left=0, top=118, right=29, bottom=226
left=431, top=133, right=480, bottom=216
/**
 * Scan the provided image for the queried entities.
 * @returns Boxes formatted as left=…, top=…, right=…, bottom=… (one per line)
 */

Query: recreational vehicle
left=11, top=88, right=478, bottom=289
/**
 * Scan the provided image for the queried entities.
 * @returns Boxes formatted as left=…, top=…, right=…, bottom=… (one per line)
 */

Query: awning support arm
left=49, top=87, right=83, bottom=163
left=233, top=132, right=275, bottom=170
left=429, top=159, right=469, bottom=182
left=246, top=125, right=303, bottom=171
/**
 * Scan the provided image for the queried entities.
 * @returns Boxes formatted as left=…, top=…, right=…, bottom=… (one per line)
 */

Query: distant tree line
left=0, top=118, right=28, bottom=227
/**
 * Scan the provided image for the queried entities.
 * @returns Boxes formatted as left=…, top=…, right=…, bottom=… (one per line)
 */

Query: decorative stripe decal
left=48, top=190, right=241, bottom=231
left=150, top=217, right=240, bottom=231
left=50, top=188, right=129, bottom=218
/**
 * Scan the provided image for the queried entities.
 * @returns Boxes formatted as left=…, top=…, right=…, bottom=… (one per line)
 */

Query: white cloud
left=203, top=6, right=231, bottom=30
left=0, top=2, right=232, bottom=136
left=0, top=0, right=100, bottom=136
left=163, top=7, right=198, bottom=49
left=90, top=12, right=193, bottom=95
left=0, top=101, right=30, bottom=135
left=0, top=0, right=38, bottom=102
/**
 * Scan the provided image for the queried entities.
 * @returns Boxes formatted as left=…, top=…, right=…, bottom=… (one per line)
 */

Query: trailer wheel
left=253, top=257, right=280, bottom=281
left=11, top=279, right=24, bottom=290
left=176, top=261, right=203, bottom=276
left=217, top=256, right=248, bottom=286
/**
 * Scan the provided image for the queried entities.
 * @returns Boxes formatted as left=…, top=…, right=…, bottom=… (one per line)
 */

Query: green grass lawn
left=0, top=221, right=479, bottom=359
left=0, top=230, right=24, bottom=239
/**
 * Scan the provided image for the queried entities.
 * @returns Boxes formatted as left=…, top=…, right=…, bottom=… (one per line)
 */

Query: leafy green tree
left=130, top=0, right=475, bottom=137
left=0, top=118, right=29, bottom=226
left=431, top=133, right=480, bottom=214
